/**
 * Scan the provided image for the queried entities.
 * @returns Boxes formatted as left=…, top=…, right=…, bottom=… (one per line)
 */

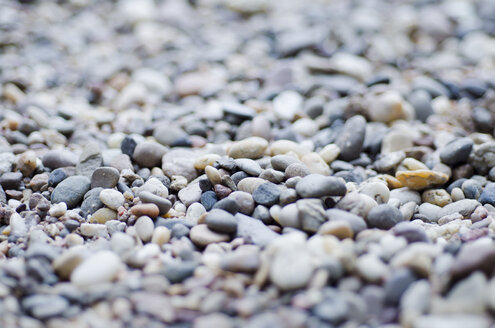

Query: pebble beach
left=1, top=0, right=495, bottom=327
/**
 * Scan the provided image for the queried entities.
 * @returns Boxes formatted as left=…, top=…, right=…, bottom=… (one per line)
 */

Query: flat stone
left=236, top=213, right=279, bottom=247
left=205, top=209, right=238, bottom=233
left=22, top=295, right=69, bottom=320
left=51, top=176, right=90, bottom=208
left=318, top=220, right=353, bottom=239
left=253, top=182, right=280, bottom=206
left=228, top=137, right=268, bottom=159
left=42, top=149, right=78, bottom=169
left=396, top=170, right=449, bottom=190
left=189, top=224, right=230, bottom=247
left=296, top=174, right=347, bottom=198
left=438, top=199, right=480, bottom=219
left=234, top=158, right=262, bottom=176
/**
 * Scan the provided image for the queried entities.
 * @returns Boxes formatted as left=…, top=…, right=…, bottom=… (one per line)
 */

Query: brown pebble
left=130, top=203, right=160, bottom=218
left=214, top=184, right=232, bottom=199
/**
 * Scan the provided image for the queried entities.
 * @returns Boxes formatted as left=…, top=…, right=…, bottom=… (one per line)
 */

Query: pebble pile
left=1, top=0, right=495, bottom=327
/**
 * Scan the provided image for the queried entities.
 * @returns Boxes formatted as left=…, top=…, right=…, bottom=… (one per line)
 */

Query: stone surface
left=296, top=174, right=347, bottom=198
left=51, top=176, right=91, bottom=208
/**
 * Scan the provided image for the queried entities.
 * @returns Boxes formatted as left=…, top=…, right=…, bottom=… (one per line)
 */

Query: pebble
left=422, top=189, right=452, bottom=207
left=235, top=158, right=262, bottom=176
left=253, top=182, right=280, bottom=206
left=138, top=191, right=172, bottom=215
left=135, top=216, right=154, bottom=242
left=151, top=226, right=171, bottom=246
left=91, top=167, right=120, bottom=188
left=130, top=203, right=160, bottom=219
left=326, top=209, right=367, bottom=234
left=42, top=149, right=78, bottom=169
left=71, top=251, right=122, bottom=287
left=438, top=199, right=481, bottom=219
left=189, top=224, right=230, bottom=247
left=296, top=174, right=347, bottom=198
left=48, top=202, right=67, bottom=217
left=205, top=209, right=238, bottom=233
left=396, top=170, right=449, bottom=190
left=99, top=189, right=125, bottom=210
left=90, top=208, right=117, bottom=224
left=440, top=137, right=474, bottom=166
left=228, top=137, right=268, bottom=159
left=133, top=141, right=167, bottom=168
left=318, top=220, right=353, bottom=239
left=367, top=204, right=404, bottom=229
left=335, top=115, right=366, bottom=161
left=270, top=247, right=314, bottom=291
left=51, top=176, right=91, bottom=208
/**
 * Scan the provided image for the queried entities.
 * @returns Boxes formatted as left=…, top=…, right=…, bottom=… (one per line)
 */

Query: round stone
left=228, top=137, right=268, bottom=159
left=205, top=165, right=222, bottom=185
left=133, top=141, right=167, bottom=168
left=135, top=216, right=154, bottom=242
left=296, top=174, right=347, bottom=198
left=189, top=224, right=230, bottom=247
left=440, top=137, right=473, bottom=166
left=51, top=176, right=91, bottom=209
left=91, top=167, right=120, bottom=188
left=99, top=189, right=125, bottom=210
left=253, top=182, right=280, bottom=206
left=71, top=251, right=122, bottom=288
left=367, top=204, right=404, bottom=229
left=205, top=209, right=238, bottom=233
left=151, top=226, right=171, bottom=246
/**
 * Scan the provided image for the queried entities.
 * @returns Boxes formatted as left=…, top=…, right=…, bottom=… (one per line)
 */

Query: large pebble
left=71, top=251, right=122, bottom=287
left=42, top=149, right=78, bottom=169
left=133, top=141, right=167, bottom=168
left=367, top=204, right=404, bottom=229
left=440, top=137, right=473, bottom=166
left=135, top=216, right=154, bottom=242
left=51, top=176, right=90, bottom=208
left=228, top=137, right=268, bottom=159
left=296, top=174, right=347, bottom=198
left=189, top=224, right=230, bottom=247
left=269, top=247, right=313, bottom=291
left=205, top=209, right=238, bottom=233
left=396, top=170, right=449, bottom=190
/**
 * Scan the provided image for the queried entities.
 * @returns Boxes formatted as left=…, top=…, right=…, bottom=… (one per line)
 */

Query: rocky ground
left=1, top=0, right=495, bottom=327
